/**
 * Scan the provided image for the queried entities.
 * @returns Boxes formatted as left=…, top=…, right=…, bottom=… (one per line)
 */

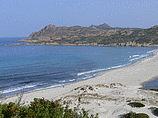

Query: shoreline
left=2, top=50, right=158, bottom=99
left=1, top=50, right=158, bottom=118
left=2, top=50, right=155, bottom=99
left=5, top=42, right=158, bottom=47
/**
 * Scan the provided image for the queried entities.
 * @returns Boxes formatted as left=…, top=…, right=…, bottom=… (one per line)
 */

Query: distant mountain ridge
left=90, top=23, right=112, bottom=30
left=16, top=23, right=158, bottom=47
left=90, top=23, right=142, bottom=31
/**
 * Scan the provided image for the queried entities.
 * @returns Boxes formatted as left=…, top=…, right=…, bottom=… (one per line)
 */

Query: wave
left=129, top=49, right=158, bottom=62
left=77, top=68, right=105, bottom=76
left=69, top=79, right=75, bottom=82
left=82, top=74, right=97, bottom=80
left=77, top=63, right=128, bottom=76
left=129, top=54, right=139, bottom=58
left=132, top=55, right=139, bottom=57
left=61, top=80, right=66, bottom=82
left=46, top=84, right=65, bottom=89
left=146, top=49, right=157, bottom=54
left=0, top=84, right=38, bottom=94
left=129, top=54, right=148, bottom=62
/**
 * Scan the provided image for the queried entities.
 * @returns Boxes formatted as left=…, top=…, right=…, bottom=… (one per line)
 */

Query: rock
left=95, top=84, right=109, bottom=88
left=110, top=83, right=117, bottom=88
left=74, top=87, right=81, bottom=90
left=89, top=86, right=94, bottom=91
left=110, top=83, right=125, bottom=88
left=80, top=87, right=87, bottom=91
left=117, top=83, right=123, bottom=86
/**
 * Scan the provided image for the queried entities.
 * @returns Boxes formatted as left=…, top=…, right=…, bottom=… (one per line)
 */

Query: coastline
left=5, top=42, right=158, bottom=47
left=1, top=50, right=158, bottom=118
left=2, top=49, right=155, bottom=99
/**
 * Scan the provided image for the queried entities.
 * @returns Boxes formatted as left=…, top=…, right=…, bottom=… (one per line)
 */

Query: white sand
left=1, top=50, right=158, bottom=118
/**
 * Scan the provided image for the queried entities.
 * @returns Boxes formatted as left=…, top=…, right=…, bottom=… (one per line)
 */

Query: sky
left=0, top=0, right=158, bottom=37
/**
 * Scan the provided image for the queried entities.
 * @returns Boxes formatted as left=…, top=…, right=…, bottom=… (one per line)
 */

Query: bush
left=0, top=104, right=4, bottom=118
left=153, top=107, right=158, bottom=116
left=141, top=99, right=146, bottom=101
left=0, top=98, right=98, bottom=118
left=122, top=112, right=149, bottom=118
left=126, top=100, right=131, bottom=102
left=127, top=102, right=145, bottom=108
left=1, top=102, right=20, bottom=118
left=150, top=88, right=158, bottom=91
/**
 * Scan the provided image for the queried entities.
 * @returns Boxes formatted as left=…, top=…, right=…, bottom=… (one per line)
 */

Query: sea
left=0, top=37, right=158, bottom=98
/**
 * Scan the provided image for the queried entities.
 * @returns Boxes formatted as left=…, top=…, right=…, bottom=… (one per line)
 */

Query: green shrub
left=0, top=105, right=4, bottom=118
left=122, top=112, right=149, bottom=118
left=153, top=107, right=158, bottom=116
left=78, top=97, right=81, bottom=103
left=126, top=100, right=131, bottom=102
left=150, top=88, right=158, bottom=91
left=1, top=102, right=20, bottom=118
left=141, top=99, right=146, bottom=101
left=127, top=102, right=145, bottom=108
left=0, top=98, right=98, bottom=118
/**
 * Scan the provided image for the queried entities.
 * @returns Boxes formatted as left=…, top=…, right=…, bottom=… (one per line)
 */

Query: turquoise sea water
left=0, top=37, right=158, bottom=97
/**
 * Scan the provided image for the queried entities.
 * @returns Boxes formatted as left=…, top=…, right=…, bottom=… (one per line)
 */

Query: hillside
left=17, top=23, right=158, bottom=47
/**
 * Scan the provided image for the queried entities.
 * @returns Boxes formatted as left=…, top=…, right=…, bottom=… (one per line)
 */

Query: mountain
left=90, top=23, right=113, bottom=30
left=19, top=24, right=102, bottom=43
left=90, top=23, right=142, bottom=31
left=17, top=24, right=158, bottom=47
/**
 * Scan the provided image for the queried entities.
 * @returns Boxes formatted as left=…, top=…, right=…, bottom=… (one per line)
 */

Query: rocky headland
left=7, top=23, right=158, bottom=47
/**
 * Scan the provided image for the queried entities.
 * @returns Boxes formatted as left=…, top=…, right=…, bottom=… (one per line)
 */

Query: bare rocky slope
left=17, top=23, right=158, bottom=47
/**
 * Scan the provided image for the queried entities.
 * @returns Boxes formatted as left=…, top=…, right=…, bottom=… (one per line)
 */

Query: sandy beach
left=1, top=50, right=158, bottom=118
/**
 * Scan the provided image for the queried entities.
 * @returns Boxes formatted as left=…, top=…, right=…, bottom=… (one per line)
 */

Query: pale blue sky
left=0, top=0, right=158, bottom=37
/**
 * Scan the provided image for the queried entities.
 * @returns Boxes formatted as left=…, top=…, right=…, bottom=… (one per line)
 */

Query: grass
left=127, top=102, right=145, bottom=108
left=122, top=112, right=149, bottom=118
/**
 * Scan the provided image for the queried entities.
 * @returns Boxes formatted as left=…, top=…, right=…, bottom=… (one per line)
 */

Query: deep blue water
left=0, top=37, right=158, bottom=97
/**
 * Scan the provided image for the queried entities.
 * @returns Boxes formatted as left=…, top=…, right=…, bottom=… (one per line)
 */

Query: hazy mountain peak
left=98, top=23, right=111, bottom=28
left=45, top=24, right=56, bottom=28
